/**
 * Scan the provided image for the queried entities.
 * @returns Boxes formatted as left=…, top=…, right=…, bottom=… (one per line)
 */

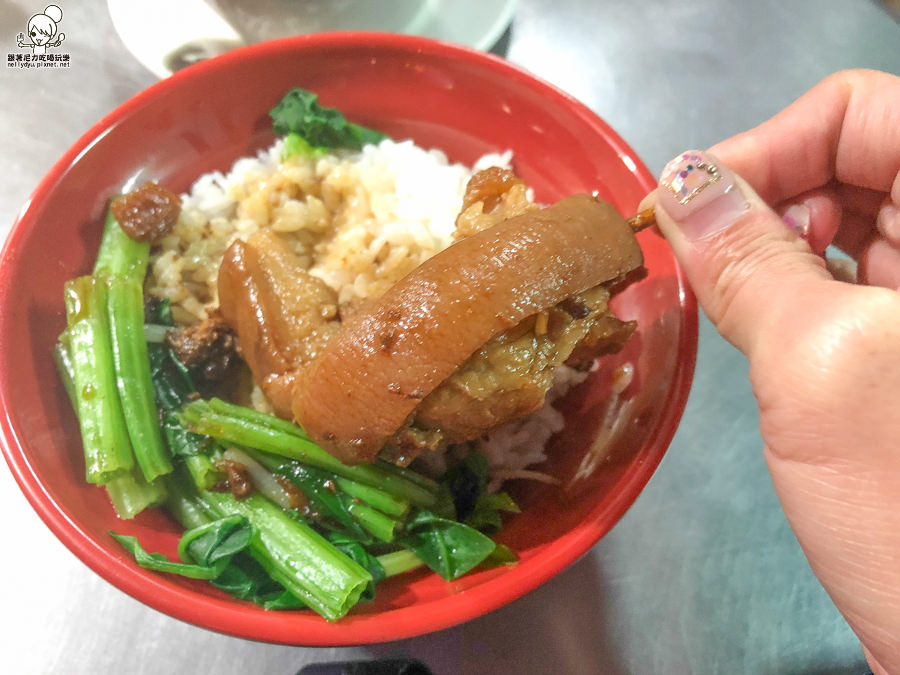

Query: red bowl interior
left=0, top=33, right=697, bottom=645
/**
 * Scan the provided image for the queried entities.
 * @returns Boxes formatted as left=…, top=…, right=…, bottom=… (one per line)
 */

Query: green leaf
left=112, top=532, right=216, bottom=578
left=147, top=342, right=213, bottom=460
left=148, top=343, right=197, bottom=411
left=197, top=489, right=371, bottom=620
left=163, top=469, right=304, bottom=610
left=281, top=132, right=323, bottom=160
left=162, top=411, right=210, bottom=457
left=110, top=515, right=255, bottom=581
left=178, top=514, right=254, bottom=567
left=110, top=533, right=219, bottom=580
left=440, top=451, right=519, bottom=533
left=481, top=543, right=518, bottom=569
left=210, top=552, right=306, bottom=610
left=396, top=509, right=496, bottom=581
left=328, top=532, right=386, bottom=602
left=441, top=451, right=489, bottom=521
left=269, top=88, right=388, bottom=150
left=467, top=492, right=520, bottom=534
left=182, top=398, right=439, bottom=510
left=275, top=462, right=370, bottom=542
left=144, top=296, right=175, bottom=326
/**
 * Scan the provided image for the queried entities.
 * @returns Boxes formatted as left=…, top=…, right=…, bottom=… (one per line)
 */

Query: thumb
left=648, top=150, right=832, bottom=359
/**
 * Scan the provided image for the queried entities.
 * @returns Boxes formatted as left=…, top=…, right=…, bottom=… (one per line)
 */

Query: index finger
left=708, top=69, right=900, bottom=205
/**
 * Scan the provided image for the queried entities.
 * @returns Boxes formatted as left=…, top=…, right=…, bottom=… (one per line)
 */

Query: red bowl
left=0, top=33, right=696, bottom=645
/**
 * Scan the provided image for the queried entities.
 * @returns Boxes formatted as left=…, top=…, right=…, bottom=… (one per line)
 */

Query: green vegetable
left=482, top=543, right=518, bottom=568
left=441, top=451, right=519, bottom=533
left=376, top=549, right=426, bottom=578
left=206, top=396, right=315, bottom=440
left=273, top=461, right=368, bottom=541
left=143, top=324, right=170, bottom=343
left=251, top=449, right=402, bottom=543
left=169, top=457, right=372, bottom=621
left=183, top=453, right=221, bottom=491
left=210, top=553, right=306, bottom=610
left=198, top=488, right=371, bottom=621
left=161, top=411, right=210, bottom=458
left=107, top=277, right=172, bottom=482
left=146, top=319, right=218, bottom=477
left=335, top=476, right=410, bottom=519
left=177, top=515, right=255, bottom=569
left=62, top=277, right=134, bottom=484
left=87, top=205, right=174, bottom=484
left=104, top=470, right=166, bottom=519
left=112, top=533, right=218, bottom=579
left=164, top=470, right=303, bottom=609
left=270, top=87, right=388, bottom=150
left=111, top=514, right=253, bottom=580
left=281, top=133, right=321, bottom=161
left=164, top=473, right=210, bottom=529
left=56, top=322, right=165, bottom=517
left=467, top=491, right=520, bottom=533
left=182, top=398, right=439, bottom=510
left=378, top=459, right=444, bottom=492
left=148, top=344, right=196, bottom=412
left=52, top=337, right=78, bottom=409
left=93, top=206, right=149, bottom=282
left=328, top=533, right=386, bottom=602
left=397, top=509, right=497, bottom=581
left=144, top=296, right=175, bottom=326
left=346, top=501, right=400, bottom=543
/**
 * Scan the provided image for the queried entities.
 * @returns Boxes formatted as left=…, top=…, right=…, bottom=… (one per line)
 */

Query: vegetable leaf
left=178, top=514, right=254, bottom=567
left=110, top=514, right=254, bottom=580
left=467, top=492, right=520, bottom=534
left=281, top=133, right=320, bottom=161
left=328, top=532, right=386, bottom=602
left=275, top=462, right=370, bottom=542
left=112, top=515, right=310, bottom=609
left=144, top=296, right=175, bottom=326
left=441, top=452, right=519, bottom=533
left=161, top=411, right=209, bottom=457
left=148, top=344, right=196, bottom=410
left=211, top=552, right=306, bottom=610
left=270, top=88, right=388, bottom=150
left=480, top=543, right=518, bottom=569
left=111, top=533, right=220, bottom=577
left=111, top=515, right=253, bottom=580
left=397, top=509, right=496, bottom=581
left=147, top=341, right=213, bottom=459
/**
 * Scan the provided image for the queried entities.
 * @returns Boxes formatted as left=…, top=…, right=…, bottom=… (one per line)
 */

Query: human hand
left=644, top=69, right=900, bottom=674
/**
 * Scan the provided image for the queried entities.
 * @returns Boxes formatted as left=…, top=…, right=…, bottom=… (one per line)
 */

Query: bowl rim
left=0, top=30, right=698, bottom=645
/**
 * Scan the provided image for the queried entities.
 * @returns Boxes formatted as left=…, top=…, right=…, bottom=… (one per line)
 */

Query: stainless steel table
left=2, top=1, right=898, bottom=673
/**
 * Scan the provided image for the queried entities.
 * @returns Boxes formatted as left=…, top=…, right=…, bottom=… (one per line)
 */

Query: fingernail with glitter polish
left=782, top=204, right=811, bottom=240
left=657, top=150, right=750, bottom=241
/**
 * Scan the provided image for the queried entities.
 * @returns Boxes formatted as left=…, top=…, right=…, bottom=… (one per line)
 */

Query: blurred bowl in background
left=108, top=0, right=517, bottom=78
left=206, top=0, right=516, bottom=46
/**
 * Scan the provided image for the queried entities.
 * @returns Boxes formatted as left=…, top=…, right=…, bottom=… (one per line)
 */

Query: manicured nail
left=657, top=150, right=750, bottom=240
left=782, top=204, right=811, bottom=240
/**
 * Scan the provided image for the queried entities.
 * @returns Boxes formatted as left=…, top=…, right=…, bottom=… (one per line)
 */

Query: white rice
left=148, top=137, right=582, bottom=480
